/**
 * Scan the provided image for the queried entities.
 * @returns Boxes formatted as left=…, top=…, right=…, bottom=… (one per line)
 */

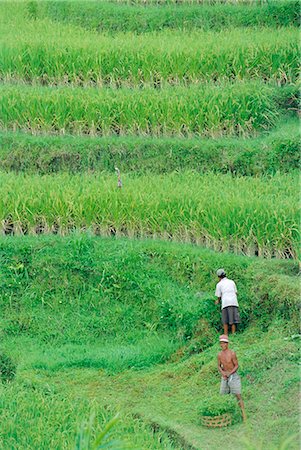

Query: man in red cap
left=218, top=334, right=246, bottom=422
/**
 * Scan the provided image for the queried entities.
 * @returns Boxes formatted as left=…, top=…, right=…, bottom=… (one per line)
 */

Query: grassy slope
left=1, top=235, right=299, bottom=362
left=39, top=1, right=300, bottom=32
left=0, top=236, right=299, bottom=449
left=0, top=119, right=299, bottom=175
left=56, top=327, right=299, bottom=450
left=3, top=328, right=299, bottom=450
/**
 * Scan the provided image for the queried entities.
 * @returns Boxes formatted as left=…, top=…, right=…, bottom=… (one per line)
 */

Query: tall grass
left=0, top=382, right=175, bottom=449
left=40, top=0, right=300, bottom=32
left=0, top=172, right=298, bottom=257
left=0, top=235, right=299, bottom=445
left=106, top=0, right=294, bottom=4
left=1, top=27, right=299, bottom=85
left=0, top=83, right=290, bottom=137
left=1, top=235, right=299, bottom=348
left=0, top=119, right=299, bottom=175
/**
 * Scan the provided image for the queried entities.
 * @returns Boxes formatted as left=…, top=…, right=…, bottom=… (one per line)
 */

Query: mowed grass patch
left=0, top=83, right=292, bottom=137
left=2, top=27, right=299, bottom=86
left=5, top=336, right=178, bottom=374
left=1, top=326, right=299, bottom=449
left=0, top=119, right=299, bottom=175
left=0, top=172, right=299, bottom=257
left=72, top=326, right=299, bottom=450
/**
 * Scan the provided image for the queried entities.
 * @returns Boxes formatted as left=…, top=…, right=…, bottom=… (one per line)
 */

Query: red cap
left=219, top=334, right=229, bottom=343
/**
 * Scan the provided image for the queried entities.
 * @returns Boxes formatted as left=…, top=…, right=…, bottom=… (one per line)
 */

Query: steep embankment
left=0, top=236, right=299, bottom=449
left=1, top=235, right=299, bottom=368
left=0, top=119, right=299, bottom=175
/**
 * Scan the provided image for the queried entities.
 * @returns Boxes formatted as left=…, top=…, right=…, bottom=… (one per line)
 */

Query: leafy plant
left=185, top=319, right=216, bottom=355
left=198, top=394, right=240, bottom=420
left=0, top=172, right=298, bottom=258
left=0, top=353, right=16, bottom=382
left=41, top=1, right=300, bottom=34
left=75, top=413, right=121, bottom=450
left=0, top=82, right=286, bottom=136
left=2, top=27, right=298, bottom=86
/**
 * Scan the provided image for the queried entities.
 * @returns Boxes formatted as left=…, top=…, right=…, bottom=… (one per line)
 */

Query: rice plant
left=0, top=82, right=287, bottom=137
left=75, top=413, right=121, bottom=450
left=1, top=25, right=299, bottom=85
left=0, top=171, right=298, bottom=258
left=40, top=0, right=300, bottom=33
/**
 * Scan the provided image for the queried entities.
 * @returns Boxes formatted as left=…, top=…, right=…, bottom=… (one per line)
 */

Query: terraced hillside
left=0, top=1, right=300, bottom=449
left=0, top=236, right=300, bottom=448
left=0, top=1, right=300, bottom=259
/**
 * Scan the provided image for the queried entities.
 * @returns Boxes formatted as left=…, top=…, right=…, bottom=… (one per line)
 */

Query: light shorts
left=220, top=372, right=241, bottom=395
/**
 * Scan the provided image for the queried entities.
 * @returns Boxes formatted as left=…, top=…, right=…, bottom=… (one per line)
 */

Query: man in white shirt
left=215, top=268, right=240, bottom=335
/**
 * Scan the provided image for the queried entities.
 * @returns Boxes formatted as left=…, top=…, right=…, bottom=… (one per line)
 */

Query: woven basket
left=201, top=413, right=232, bottom=428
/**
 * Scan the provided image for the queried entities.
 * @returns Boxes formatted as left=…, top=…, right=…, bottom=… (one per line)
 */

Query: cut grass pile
left=1, top=83, right=296, bottom=137
left=37, top=0, right=300, bottom=32
left=1, top=172, right=299, bottom=257
left=0, top=119, right=299, bottom=175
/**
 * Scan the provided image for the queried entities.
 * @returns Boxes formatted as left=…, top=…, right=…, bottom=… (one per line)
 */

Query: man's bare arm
left=215, top=296, right=221, bottom=305
left=229, top=351, right=239, bottom=375
left=217, top=354, right=227, bottom=379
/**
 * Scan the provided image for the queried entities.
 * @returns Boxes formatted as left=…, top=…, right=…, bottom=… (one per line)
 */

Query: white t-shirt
left=215, top=277, right=239, bottom=309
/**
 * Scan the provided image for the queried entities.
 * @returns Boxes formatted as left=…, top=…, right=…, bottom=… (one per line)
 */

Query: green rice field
left=2, top=28, right=299, bottom=85
left=2, top=82, right=291, bottom=136
left=33, top=0, right=300, bottom=32
left=1, top=172, right=299, bottom=258
left=0, top=1, right=300, bottom=449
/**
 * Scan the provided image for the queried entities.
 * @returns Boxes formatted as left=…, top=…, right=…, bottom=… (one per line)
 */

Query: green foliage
left=0, top=354, right=16, bottom=383
left=198, top=394, right=240, bottom=419
left=0, top=382, right=176, bottom=449
left=0, top=235, right=299, bottom=366
left=241, top=433, right=300, bottom=450
left=0, top=82, right=287, bottom=137
left=249, top=271, right=301, bottom=334
left=0, top=172, right=298, bottom=257
left=0, top=119, right=299, bottom=175
left=26, top=1, right=38, bottom=20
left=41, top=1, right=300, bottom=33
left=197, top=297, right=225, bottom=331
left=75, top=413, right=121, bottom=450
left=2, top=27, right=299, bottom=86
left=0, top=1, right=299, bottom=448
left=184, top=318, right=216, bottom=355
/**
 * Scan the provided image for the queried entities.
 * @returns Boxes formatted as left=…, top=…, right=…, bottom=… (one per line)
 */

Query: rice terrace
left=0, top=0, right=300, bottom=449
